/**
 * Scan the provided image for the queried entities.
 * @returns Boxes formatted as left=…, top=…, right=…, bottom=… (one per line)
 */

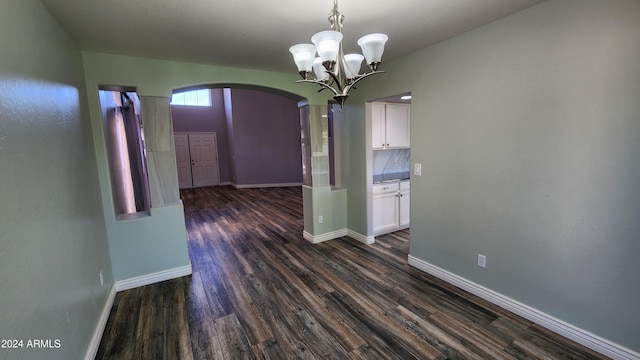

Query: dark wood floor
left=96, top=185, right=608, bottom=359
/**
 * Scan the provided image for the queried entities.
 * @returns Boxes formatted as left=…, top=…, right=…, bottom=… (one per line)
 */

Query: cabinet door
left=399, top=181, right=410, bottom=226
left=373, top=193, right=399, bottom=234
left=385, top=104, right=410, bottom=148
left=371, top=102, right=386, bottom=149
left=399, top=189, right=410, bottom=227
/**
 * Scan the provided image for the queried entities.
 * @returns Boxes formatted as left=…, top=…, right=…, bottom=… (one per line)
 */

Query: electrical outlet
left=99, top=271, right=104, bottom=286
left=477, top=254, right=487, bottom=269
left=414, top=163, right=422, bottom=176
left=318, top=215, right=324, bottom=224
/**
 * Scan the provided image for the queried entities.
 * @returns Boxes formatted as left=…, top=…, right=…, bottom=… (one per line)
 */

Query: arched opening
left=169, top=84, right=315, bottom=281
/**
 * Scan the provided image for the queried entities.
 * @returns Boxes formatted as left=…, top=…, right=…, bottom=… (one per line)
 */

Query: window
left=170, top=89, right=212, bottom=106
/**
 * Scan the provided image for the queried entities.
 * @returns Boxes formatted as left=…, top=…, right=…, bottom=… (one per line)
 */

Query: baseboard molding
left=114, top=264, right=193, bottom=292
left=347, top=229, right=375, bottom=245
left=407, top=255, right=640, bottom=360
left=234, top=182, right=303, bottom=189
left=302, top=229, right=375, bottom=245
left=303, top=229, right=348, bottom=244
left=84, top=285, right=117, bottom=360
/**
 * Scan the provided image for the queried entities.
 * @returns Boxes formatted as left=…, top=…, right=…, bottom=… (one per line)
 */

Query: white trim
left=84, top=285, right=117, bottom=360
left=347, top=229, right=375, bottom=245
left=234, top=182, right=303, bottom=189
left=303, top=229, right=348, bottom=244
left=302, top=229, right=375, bottom=245
left=407, top=255, right=640, bottom=360
left=114, top=264, right=193, bottom=292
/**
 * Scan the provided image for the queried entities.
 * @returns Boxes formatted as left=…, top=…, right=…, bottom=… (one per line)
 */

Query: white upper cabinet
left=371, top=103, right=387, bottom=150
left=371, top=102, right=410, bottom=149
left=385, top=104, right=411, bottom=148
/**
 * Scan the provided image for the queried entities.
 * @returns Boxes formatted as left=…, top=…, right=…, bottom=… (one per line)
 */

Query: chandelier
left=289, top=0, right=388, bottom=107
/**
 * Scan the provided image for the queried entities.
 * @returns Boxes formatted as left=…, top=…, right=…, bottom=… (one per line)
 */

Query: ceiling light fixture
left=289, top=0, right=388, bottom=107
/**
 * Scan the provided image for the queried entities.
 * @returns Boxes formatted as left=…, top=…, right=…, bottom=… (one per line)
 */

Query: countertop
left=373, top=171, right=410, bottom=184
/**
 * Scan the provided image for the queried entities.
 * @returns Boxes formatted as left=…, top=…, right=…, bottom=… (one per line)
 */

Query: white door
left=174, top=133, right=193, bottom=189
left=189, top=133, right=220, bottom=188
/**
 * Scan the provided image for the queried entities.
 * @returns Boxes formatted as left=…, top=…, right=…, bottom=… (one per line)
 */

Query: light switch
left=414, top=163, right=422, bottom=176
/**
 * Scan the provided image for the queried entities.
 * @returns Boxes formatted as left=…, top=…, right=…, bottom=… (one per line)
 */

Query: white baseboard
left=407, top=255, right=640, bottom=360
left=114, top=264, right=193, bottom=292
left=84, top=285, right=117, bottom=360
left=347, top=229, right=375, bottom=245
left=303, top=229, right=348, bottom=244
left=302, top=229, right=375, bottom=245
left=234, top=182, right=303, bottom=189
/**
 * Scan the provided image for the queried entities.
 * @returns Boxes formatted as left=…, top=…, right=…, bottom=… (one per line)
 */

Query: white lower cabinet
left=399, top=180, right=410, bottom=227
left=373, top=182, right=399, bottom=234
left=373, top=180, right=410, bottom=235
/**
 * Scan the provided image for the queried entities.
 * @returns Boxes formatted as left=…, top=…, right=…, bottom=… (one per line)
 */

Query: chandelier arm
left=327, top=71, right=345, bottom=93
left=295, top=79, right=340, bottom=96
left=340, top=70, right=385, bottom=95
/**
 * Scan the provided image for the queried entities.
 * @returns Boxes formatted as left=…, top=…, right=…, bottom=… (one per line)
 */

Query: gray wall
left=171, top=88, right=302, bottom=187
left=0, top=0, right=113, bottom=359
left=228, top=88, right=303, bottom=186
left=350, top=0, right=640, bottom=353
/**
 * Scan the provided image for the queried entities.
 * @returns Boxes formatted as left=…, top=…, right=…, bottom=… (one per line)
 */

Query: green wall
left=348, top=0, right=640, bottom=353
left=0, top=0, right=113, bottom=358
left=81, top=52, right=329, bottom=102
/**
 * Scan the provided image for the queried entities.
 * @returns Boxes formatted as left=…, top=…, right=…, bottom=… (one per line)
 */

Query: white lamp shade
left=313, top=57, right=329, bottom=81
left=357, top=33, right=388, bottom=64
left=311, top=30, right=343, bottom=63
left=289, top=44, right=316, bottom=72
left=343, top=53, right=364, bottom=78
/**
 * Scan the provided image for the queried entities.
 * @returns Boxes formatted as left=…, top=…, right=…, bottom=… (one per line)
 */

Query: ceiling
left=40, top=0, right=546, bottom=74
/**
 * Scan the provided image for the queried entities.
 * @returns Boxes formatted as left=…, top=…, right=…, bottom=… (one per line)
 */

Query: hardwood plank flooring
left=96, top=186, right=609, bottom=359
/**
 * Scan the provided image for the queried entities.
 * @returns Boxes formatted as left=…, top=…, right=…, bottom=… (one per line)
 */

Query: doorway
left=369, top=92, right=412, bottom=240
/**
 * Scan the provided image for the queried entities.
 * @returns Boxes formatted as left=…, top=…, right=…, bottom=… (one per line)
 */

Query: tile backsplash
left=373, top=149, right=410, bottom=179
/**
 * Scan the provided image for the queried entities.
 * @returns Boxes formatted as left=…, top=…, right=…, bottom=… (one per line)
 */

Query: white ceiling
left=40, top=0, right=546, bottom=74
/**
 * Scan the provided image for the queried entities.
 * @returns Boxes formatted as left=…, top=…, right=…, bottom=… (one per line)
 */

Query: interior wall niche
left=98, top=87, right=151, bottom=217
